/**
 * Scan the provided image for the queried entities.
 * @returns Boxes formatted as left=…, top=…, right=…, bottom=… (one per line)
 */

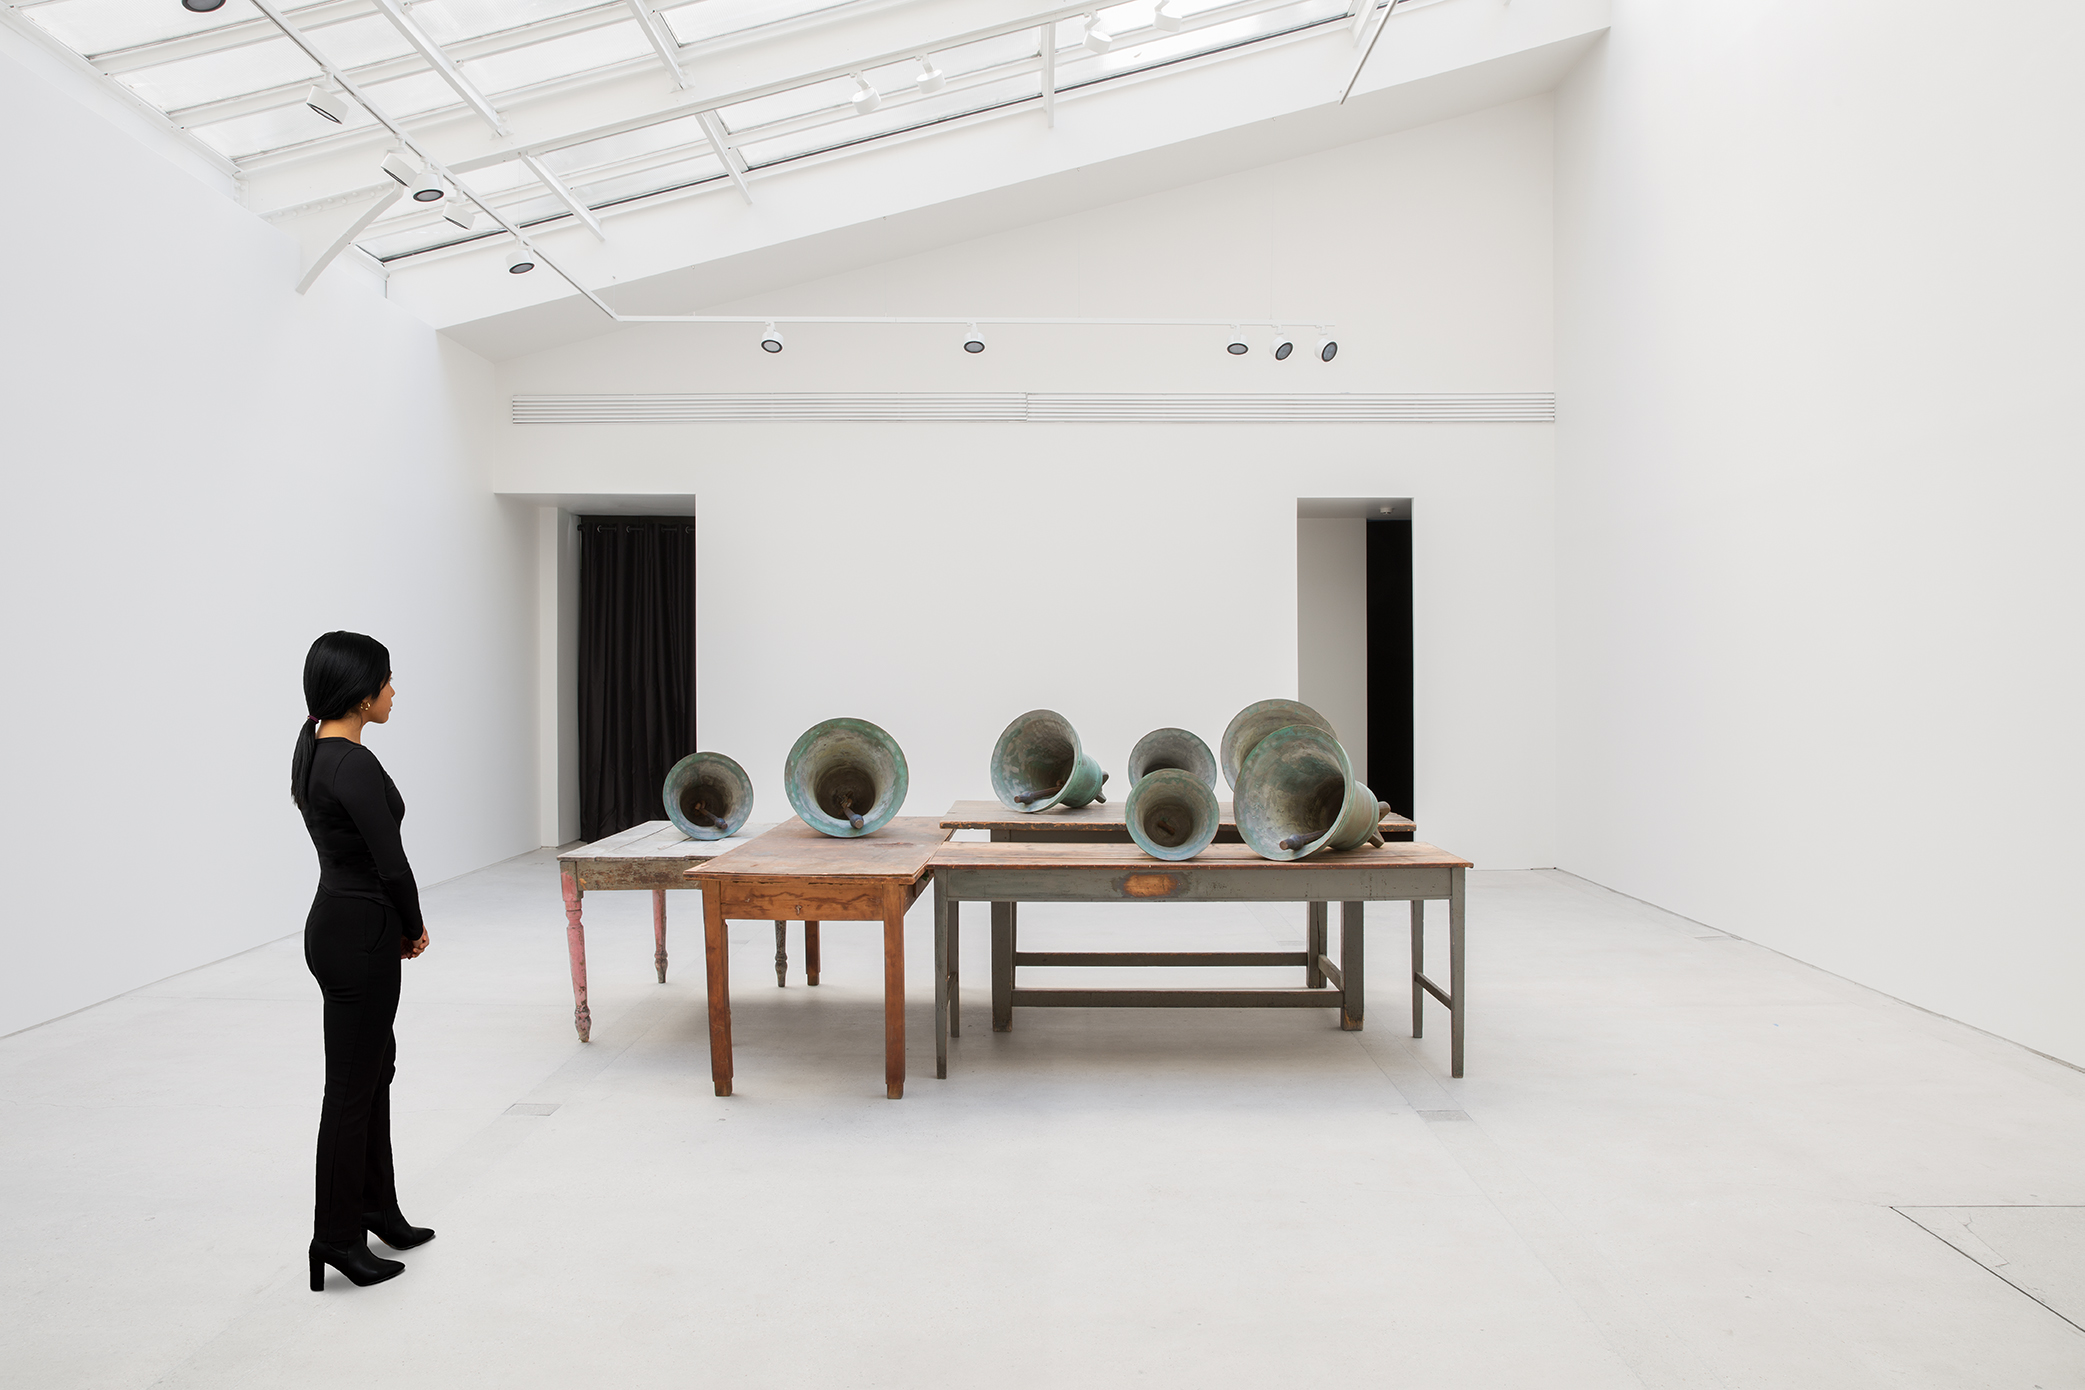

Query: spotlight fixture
left=760, top=323, right=785, bottom=353
left=444, top=204, right=477, bottom=231
left=380, top=151, right=420, bottom=187
left=1082, top=13, right=1114, bottom=53
left=181, top=0, right=226, bottom=11
left=963, top=325, right=986, bottom=353
left=1271, top=334, right=1294, bottom=360
left=302, top=84, right=353, bottom=124
left=506, top=244, right=536, bottom=274
left=1316, top=331, right=1338, bottom=362
left=914, top=55, right=945, bottom=93
left=1152, top=0, right=1184, bottom=32
left=407, top=170, right=448, bottom=204
left=849, top=74, right=881, bottom=115
left=1225, top=329, right=1249, bottom=355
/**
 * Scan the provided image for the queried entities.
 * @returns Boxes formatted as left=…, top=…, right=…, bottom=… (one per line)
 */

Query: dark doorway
left=1366, top=518, right=1414, bottom=837
left=577, top=515, right=697, bottom=842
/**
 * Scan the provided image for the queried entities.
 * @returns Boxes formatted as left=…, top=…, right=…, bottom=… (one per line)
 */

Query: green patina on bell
left=1218, top=698, right=1337, bottom=791
left=1125, top=767, right=1220, bottom=861
left=1234, top=724, right=1385, bottom=861
left=990, top=709, right=1108, bottom=812
left=784, top=717, right=908, bottom=838
left=662, top=751, right=754, bottom=840
left=1126, top=727, right=1218, bottom=790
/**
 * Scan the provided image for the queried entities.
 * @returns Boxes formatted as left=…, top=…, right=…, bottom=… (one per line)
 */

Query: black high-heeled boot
left=309, top=1238, right=405, bottom=1290
left=363, top=1205, right=436, bottom=1251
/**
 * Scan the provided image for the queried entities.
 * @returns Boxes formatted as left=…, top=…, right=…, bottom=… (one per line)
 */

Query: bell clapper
left=1014, top=785, right=1065, bottom=806
left=1278, top=833, right=1312, bottom=852
left=836, top=792, right=867, bottom=830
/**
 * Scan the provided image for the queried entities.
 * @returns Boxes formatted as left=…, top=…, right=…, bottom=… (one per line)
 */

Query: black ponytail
left=292, top=631, right=392, bottom=810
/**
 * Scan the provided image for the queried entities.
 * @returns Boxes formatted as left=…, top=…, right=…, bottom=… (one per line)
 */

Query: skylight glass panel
left=411, top=0, right=608, bottom=46
left=660, top=0, right=860, bottom=47
left=353, top=68, right=468, bottom=120
left=460, top=22, right=653, bottom=95
left=296, top=13, right=419, bottom=70
left=567, top=150, right=726, bottom=207
left=733, top=70, right=1042, bottom=168
left=713, top=75, right=857, bottom=136
left=23, top=0, right=256, bottom=57
left=193, top=100, right=381, bottom=161
left=1052, top=0, right=1349, bottom=89
left=542, top=114, right=712, bottom=177
left=115, top=36, right=320, bottom=112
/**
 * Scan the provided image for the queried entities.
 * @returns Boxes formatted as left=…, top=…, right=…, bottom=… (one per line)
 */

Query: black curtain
left=578, top=516, right=697, bottom=842
left=1366, top=518, right=1414, bottom=839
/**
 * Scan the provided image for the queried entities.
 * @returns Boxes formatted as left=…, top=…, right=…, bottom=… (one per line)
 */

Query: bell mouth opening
left=677, top=779, right=738, bottom=831
left=814, top=766, right=879, bottom=825
left=1137, top=793, right=1202, bottom=848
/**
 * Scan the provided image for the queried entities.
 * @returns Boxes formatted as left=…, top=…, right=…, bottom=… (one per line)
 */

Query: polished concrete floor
left=4, top=854, right=2082, bottom=1389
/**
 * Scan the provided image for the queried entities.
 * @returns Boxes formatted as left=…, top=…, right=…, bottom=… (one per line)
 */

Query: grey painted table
left=555, top=819, right=779, bottom=1043
left=927, top=839, right=1472, bottom=1079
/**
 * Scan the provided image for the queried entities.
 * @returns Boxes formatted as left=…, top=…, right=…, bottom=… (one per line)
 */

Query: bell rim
left=662, top=750, right=753, bottom=840
left=783, top=716, right=909, bottom=837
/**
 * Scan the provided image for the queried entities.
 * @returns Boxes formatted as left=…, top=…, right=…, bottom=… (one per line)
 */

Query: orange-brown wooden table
left=686, top=817, right=950, bottom=1100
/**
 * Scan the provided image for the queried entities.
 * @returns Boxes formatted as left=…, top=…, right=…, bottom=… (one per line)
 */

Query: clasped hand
left=402, top=929, right=430, bottom=960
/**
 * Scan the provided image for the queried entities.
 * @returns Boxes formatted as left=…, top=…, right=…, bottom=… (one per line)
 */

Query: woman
left=292, top=631, right=435, bottom=1291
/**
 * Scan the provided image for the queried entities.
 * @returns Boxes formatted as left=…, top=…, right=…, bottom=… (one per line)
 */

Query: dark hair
left=291, top=631, right=392, bottom=810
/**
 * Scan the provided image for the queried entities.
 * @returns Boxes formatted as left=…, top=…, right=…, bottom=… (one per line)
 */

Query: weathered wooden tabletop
left=559, top=819, right=773, bottom=891
left=929, top=839, right=1469, bottom=873
left=686, top=816, right=950, bottom=884
left=940, top=799, right=1419, bottom=836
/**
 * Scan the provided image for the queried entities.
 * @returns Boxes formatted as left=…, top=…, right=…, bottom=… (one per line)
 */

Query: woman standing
left=291, top=631, right=436, bottom=1290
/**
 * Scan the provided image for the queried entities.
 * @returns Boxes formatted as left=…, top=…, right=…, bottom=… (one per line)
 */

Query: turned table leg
left=805, top=922, right=820, bottom=986
left=702, top=889, right=733, bottom=1097
left=774, top=920, right=788, bottom=987
left=653, top=889, right=668, bottom=983
left=561, top=867, right=591, bottom=1043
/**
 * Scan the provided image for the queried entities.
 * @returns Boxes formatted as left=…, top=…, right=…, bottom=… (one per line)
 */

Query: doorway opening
left=1297, top=498, right=1413, bottom=837
left=576, top=514, right=697, bottom=842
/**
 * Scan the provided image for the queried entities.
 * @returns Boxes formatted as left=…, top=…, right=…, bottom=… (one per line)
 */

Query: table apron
left=706, top=877, right=921, bottom=921
left=937, top=864, right=1456, bottom=903
left=570, top=862, right=712, bottom=892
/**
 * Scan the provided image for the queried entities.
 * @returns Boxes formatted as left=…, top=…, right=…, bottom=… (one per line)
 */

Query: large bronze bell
left=1126, top=727, right=1218, bottom=790
left=989, top=709, right=1108, bottom=812
left=1233, top=724, right=1387, bottom=861
left=784, top=717, right=908, bottom=837
left=661, top=751, right=754, bottom=840
left=1125, top=768, right=1220, bottom=861
left=1218, top=698, right=1338, bottom=790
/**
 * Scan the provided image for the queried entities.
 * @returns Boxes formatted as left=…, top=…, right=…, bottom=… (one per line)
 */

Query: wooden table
left=941, top=799, right=1416, bottom=842
left=928, top=840, right=1472, bottom=1078
left=557, top=820, right=796, bottom=1044
left=686, top=817, right=951, bottom=1100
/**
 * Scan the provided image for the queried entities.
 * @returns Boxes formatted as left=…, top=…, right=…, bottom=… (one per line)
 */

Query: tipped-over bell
left=784, top=717, right=908, bottom=837
left=1219, top=698, right=1338, bottom=790
left=1234, top=725, right=1387, bottom=861
left=662, top=751, right=754, bottom=840
left=990, top=709, right=1108, bottom=812
left=1126, top=727, right=1218, bottom=790
left=1125, top=768, right=1220, bottom=861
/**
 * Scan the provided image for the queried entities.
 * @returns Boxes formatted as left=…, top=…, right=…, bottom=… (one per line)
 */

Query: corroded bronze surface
left=989, top=709, right=1107, bottom=812
left=1233, top=724, right=1380, bottom=860
left=661, top=751, right=754, bottom=840
left=1125, top=767, right=1220, bottom=861
left=1218, top=698, right=1336, bottom=790
left=1126, top=727, right=1219, bottom=790
left=783, top=717, right=909, bottom=838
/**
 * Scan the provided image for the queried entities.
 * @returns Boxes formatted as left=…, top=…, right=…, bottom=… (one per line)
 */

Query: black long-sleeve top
left=302, top=738, right=424, bottom=938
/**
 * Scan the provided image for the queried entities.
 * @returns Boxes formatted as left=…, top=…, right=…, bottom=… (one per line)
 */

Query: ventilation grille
left=511, top=392, right=1555, bottom=425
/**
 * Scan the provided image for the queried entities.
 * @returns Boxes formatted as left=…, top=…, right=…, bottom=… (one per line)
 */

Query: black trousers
left=305, top=891, right=403, bottom=1244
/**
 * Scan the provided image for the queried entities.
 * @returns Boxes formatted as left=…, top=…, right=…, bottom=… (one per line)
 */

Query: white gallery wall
left=1555, top=3, right=2085, bottom=1063
left=496, top=100, right=1558, bottom=869
left=0, top=43, right=539, bottom=1036
left=1296, top=517, right=1370, bottom=779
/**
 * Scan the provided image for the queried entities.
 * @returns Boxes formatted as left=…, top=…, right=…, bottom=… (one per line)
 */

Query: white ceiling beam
left=521, top=154, right=607, bottom=240
left=93, top=0, right=372, bottom=74
left=246, top=0, right=612, bottom=316
left=366, top=0, right=509, bottom=136
left=1341, top=0, right=1403, bottom=103
left=297, top=184, right=403, bottom=293
left=624, top=0, right=689, bottom=88
left=1040, top=20, right=1056, bottom=128
left=697, top=110, right=754, bottom=204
